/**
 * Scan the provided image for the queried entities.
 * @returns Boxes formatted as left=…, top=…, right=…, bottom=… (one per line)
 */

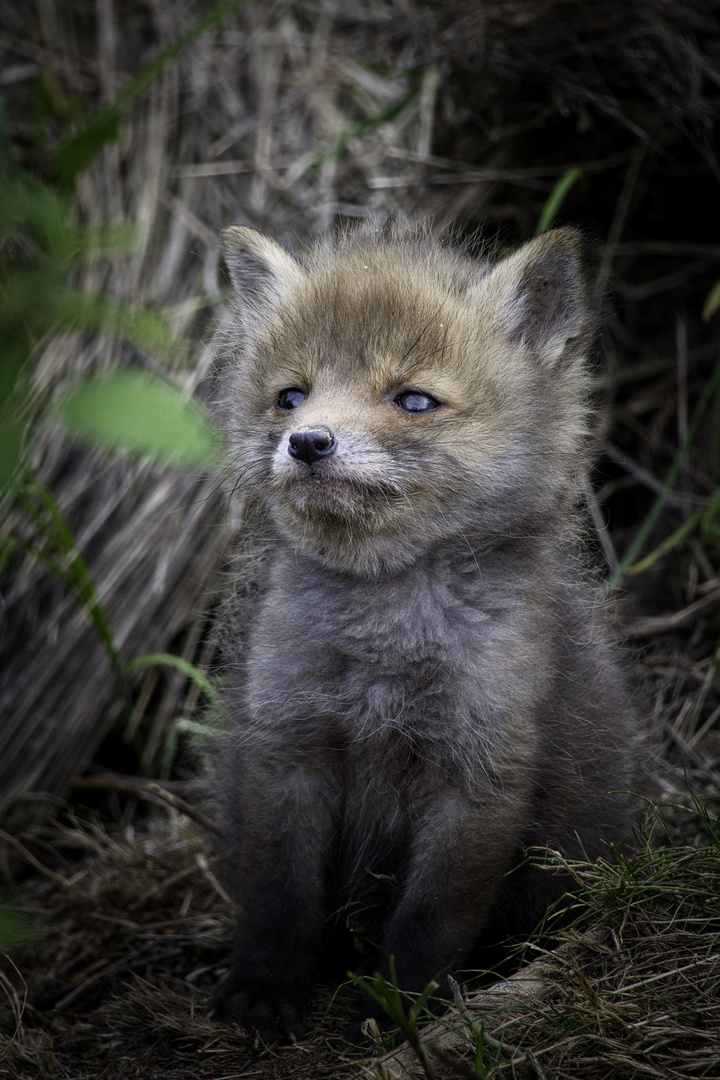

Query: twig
left=71, top=774, right=220, bottom=834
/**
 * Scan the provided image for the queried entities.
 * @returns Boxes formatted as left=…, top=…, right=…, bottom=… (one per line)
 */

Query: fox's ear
left=484, top=228, right=594, bottom=365
left=222, top=226, right=305, bottom=316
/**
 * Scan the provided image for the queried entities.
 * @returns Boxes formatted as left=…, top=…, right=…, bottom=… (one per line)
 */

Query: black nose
left=288, top=426, right=336, bottom=464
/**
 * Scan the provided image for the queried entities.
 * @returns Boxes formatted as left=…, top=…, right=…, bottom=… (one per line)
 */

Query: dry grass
left=376, top=800, right=720, bottom=1079
left=1, top=0, right=719, bottom=1077
left=1, top=0, right=718, bottom=813
left=1, top=801, right=719, bottom=1080
left=0, top=812, right=369, bottom=1079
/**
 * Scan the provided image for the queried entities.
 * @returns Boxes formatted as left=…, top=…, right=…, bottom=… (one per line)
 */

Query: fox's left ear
left=482, top=228, right=596, bottom=365
left=222, top=226, right=305, bottom=319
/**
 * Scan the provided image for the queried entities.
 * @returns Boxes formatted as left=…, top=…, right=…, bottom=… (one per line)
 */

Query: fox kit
left=211, top=224, right=635, bottom=1041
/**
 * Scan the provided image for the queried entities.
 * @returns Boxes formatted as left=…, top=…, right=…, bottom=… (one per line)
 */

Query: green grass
left=359, top=796, right=720, bottom=1079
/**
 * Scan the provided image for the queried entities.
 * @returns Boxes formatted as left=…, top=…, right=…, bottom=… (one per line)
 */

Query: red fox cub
left=211, top=224, right=635, bottom=1041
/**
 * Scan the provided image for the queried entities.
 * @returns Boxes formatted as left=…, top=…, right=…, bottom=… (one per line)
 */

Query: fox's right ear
left=482, top=228, right=595, bottom=367
left=222, top=227, right=305, bottom=315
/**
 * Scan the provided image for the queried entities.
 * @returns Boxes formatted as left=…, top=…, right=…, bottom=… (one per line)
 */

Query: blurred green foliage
left=0, top=165, right=186, bottom=488
left=53, top=0, right=250, bottom=189
left=0, top=0, right=249, bottom=493
left=60, top=371, right=223, bottom=470
left=0, top=0, right=246, bottom=782
left=0, top=905, right=34, bottom=953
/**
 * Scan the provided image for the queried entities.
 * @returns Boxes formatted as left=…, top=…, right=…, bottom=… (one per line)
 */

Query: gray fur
left=210, top=224, right=637, bottom=1041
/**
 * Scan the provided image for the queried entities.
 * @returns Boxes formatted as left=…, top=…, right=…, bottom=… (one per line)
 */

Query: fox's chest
left=247, top=565, right=474, bottom=708
left=239, top=546, right=548, bottom=779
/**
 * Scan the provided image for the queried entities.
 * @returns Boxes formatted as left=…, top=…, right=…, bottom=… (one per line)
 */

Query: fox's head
left=217, top=225, right=599, bottom=576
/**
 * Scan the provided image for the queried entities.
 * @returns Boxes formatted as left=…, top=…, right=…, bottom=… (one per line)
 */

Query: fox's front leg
left=213, top=763, right=333, bottom=1042
left=375, top=792, right=528, bottom=1004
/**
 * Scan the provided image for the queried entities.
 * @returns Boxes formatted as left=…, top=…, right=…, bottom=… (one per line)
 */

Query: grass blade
left=126, top=652, right=220, bottom=706
left=535, top=167, right=585, bottom=234
left=602, top=350, right=720, bottom=593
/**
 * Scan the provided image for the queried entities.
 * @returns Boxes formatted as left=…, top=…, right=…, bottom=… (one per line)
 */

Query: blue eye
left=277, top=388, right=306, bottom=410
left=394, top=390, right=441, bottom=413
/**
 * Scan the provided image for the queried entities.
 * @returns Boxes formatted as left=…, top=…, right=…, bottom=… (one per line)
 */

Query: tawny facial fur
left=210, top=223, right=637, bottom=1042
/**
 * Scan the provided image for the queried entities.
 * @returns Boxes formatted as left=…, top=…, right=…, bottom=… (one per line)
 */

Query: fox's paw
left=210, top=980, right=306, bottom=1045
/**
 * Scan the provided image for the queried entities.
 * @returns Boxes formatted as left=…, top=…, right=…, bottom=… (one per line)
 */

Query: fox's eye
left=394, top=390, right=441, bottom=413
left=277, top=388, right=306, bottom=410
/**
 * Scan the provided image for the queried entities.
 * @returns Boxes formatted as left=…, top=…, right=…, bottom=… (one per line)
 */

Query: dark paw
left=210, top=981, right=306, bottom=1044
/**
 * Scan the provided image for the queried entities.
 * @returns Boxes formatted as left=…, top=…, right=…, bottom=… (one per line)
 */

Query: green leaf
left=625, top=488, right=720, bottom=575
left=0, top=424, right=23, bottom=492
left=535, top=167, right=585, bottom=235
left=48, top=290, right=174, bottom=352
left=0, top=906, right=34, bottom=951
left=53, top=113, right=122, bottom=187
left=126, top=652, right=220, bottom=706
left=16, top=477, right=129, bottom=703
left=58, top=370, right=225, bottom=469
left=603, top=349, right=720, bottom=592
left=0, top=175, right=69, bottom=254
